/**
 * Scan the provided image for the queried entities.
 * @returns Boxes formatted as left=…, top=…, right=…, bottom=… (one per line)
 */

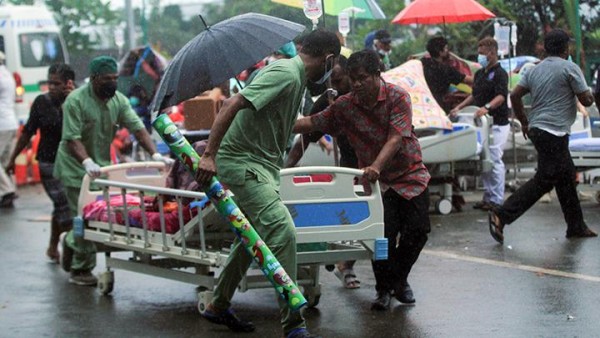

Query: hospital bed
left=570, top=137, right=600, bottom=202
left=417, top=107, right=493, bottom=214
left=79, top=162, right=386, bottom=311
left=503, top=111, right=592, bottom=173
left=293, top=107, right=493, bottom=215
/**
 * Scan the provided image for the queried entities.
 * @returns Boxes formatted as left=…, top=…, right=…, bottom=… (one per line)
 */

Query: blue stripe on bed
left=286, top=202, right=370, bottom=227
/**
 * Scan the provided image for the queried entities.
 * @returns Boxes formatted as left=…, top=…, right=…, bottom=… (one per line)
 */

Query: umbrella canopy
left=381, top=59, right=452, bottom=130
left=392, top=0, right=494, bottom=25
left=150, top=13, right=305, bottom=113
left=272, top=0, right=386, bottom=20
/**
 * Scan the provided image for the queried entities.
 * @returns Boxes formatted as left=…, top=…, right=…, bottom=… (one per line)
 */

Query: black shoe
left=61, top=234, right=73, bottom=273
left=371, top=291, right=391, bottom=311
left=473, top=200, right=489, bottom=210
left=286, top=328, right=322, bottom=338
left=394, top=283, right=415, bottom=304
left=566, top=227, right=598, bottom=238
left=0, top=192, right=16, bottom=208
left=201, top=307, right=255, bottom=332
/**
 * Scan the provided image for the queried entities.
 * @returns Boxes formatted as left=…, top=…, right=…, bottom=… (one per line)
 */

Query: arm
left=475, top=94, right=506, bottom=118
left=576, top=89, right=594, bottom=107
left=463, top=75, right=474, bottom=86
left=363, top=132, right=402, bottom=182
left=194, top=93, right=251, bottom=186
left=133, top=128, right=157, bottom=155
left=67, top=139, right=91, bottom=164
left=132, top=127, right=176, bottom=165
left=6, top=130, right=35, bottom=174
left=284, top=135, right=311, bottom=168
left=292, top=116, right=318, bottom=134
left=450, top=94, right=474, bottom=116
left=510, top=85, right=530, bottom=140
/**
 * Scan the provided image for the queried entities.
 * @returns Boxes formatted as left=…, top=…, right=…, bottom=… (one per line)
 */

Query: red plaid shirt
left=312, top=79, right=430, bottom=199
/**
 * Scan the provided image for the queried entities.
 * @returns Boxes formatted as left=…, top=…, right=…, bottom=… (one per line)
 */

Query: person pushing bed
left=194, top=29, right=340, bottom=338
left=53, top=56, right=173, bottom=286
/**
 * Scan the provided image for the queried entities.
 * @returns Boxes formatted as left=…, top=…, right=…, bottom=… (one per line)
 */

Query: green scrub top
left=53, top=83, right=144, bottom=187
left=217, top=56, right=306, bottom=188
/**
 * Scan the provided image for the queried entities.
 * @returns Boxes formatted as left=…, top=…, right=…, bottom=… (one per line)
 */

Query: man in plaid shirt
left=293, top=49, right=431, bottom=310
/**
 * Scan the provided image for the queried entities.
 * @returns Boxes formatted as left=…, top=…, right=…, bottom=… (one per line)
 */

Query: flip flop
left=488, top=210, right=504, bottom=244
left=334, top=269, right=361, bottom=289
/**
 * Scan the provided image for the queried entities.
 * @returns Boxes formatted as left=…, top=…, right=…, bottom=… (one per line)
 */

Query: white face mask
left=378, top=49, right=391, bottom=57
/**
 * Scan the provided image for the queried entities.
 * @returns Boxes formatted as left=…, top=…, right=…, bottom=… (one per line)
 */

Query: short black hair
left=48, top=63, right=75, bottom=83
left=426, top=36, right=448, bottom=58
left=301, top=29, right=341, bottom=58
left=348, top=49, right=382, bottom=75
left=374, top=29, right=392, bottom=44
left=544, top=29, right=570, bottom=56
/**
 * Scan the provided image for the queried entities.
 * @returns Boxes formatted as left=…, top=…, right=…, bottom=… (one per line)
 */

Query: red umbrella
left=392, top=0, right=495, bottom=25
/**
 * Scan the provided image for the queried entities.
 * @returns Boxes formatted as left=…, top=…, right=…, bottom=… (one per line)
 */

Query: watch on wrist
left=484, top=103, right=492, bottom=110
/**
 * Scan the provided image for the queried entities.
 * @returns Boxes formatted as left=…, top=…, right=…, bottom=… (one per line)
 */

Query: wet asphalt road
left=1, top=183, right=600, bottom=337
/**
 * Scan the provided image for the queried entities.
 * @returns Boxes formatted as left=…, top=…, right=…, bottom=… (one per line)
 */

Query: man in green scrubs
left=54, top=56, right=173, bottom=286
left=194, top=30, right=340, bottom=338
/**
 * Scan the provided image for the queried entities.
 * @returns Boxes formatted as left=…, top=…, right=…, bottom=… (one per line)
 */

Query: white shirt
left=0, top=64, right=17, bottom=131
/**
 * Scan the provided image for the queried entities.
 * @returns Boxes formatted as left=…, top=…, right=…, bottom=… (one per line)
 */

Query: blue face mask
left=477, top=54, right=489, bottom=68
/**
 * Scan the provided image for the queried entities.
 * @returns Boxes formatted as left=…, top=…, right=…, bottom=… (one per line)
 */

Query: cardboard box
left=183, top=88, right=222, bottom=130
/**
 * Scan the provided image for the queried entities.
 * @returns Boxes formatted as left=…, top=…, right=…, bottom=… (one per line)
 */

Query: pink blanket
left=83, top=194, right=207, bottom=234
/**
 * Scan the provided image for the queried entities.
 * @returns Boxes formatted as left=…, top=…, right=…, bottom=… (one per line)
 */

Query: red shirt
left=311, top=79, right=430, bottom=199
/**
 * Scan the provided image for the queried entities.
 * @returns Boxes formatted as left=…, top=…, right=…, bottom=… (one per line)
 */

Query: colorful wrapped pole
left=153, top=114, right=307, bottom=311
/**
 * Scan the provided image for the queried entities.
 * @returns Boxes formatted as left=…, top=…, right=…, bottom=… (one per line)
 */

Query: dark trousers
left=497, top=128, right=587, bottom=233
left=372, top=188, right=430, bottom=292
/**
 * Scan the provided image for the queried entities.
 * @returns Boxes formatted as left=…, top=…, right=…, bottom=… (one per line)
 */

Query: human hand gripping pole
left=152, top=114, right=307, bottom=311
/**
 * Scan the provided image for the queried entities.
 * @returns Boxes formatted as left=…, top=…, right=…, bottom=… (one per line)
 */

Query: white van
left=0, top=4, right=69, bottom=123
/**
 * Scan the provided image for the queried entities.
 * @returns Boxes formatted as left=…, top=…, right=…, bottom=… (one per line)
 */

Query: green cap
left=89, top=56, right=118, bottom=76
left=276, top=42, right=297, bottom=58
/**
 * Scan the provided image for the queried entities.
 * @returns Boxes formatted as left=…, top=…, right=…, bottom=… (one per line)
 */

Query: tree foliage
left=46, top=0, right=118, bottom=52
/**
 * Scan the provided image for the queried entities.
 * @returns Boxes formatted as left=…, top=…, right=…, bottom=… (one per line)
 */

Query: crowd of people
left=1, top=25, right=599, bottom=338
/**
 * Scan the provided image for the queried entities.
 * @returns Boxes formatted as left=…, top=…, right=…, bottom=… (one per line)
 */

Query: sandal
left=488, top=210, right=504, bottom=244
left=334, top=269, right=361, bottom=289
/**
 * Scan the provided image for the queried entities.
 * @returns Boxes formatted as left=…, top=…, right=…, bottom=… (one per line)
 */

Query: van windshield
left=19, top=32, right=65, bottom=67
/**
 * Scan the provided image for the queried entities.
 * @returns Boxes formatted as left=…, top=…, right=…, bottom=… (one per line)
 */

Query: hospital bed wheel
left=197, top=290, right=214, bottom=315
left=435, top=199, right=453, bottom=215
left=97, top=271, right=114, bottom=295
left=302, top=284, right=321, bottom=308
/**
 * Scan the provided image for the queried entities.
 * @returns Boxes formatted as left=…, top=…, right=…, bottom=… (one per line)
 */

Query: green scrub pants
left=64, top=186, right=96, bottom=272
left=211, top=172, right=305, bottom=335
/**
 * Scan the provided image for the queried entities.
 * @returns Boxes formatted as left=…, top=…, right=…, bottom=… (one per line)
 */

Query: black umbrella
left=150, top=13, right=306, bottom=113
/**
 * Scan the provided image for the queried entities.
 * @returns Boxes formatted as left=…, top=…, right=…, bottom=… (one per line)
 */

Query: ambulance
left=0, top=4, right=69, bottom=123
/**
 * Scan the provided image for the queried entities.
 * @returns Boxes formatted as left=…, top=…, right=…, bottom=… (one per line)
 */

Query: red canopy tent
left=392, top=0, right=495, bottom=25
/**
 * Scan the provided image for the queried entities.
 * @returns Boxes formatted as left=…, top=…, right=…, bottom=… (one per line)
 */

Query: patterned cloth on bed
left=82, top=193, right=208, bottom=234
